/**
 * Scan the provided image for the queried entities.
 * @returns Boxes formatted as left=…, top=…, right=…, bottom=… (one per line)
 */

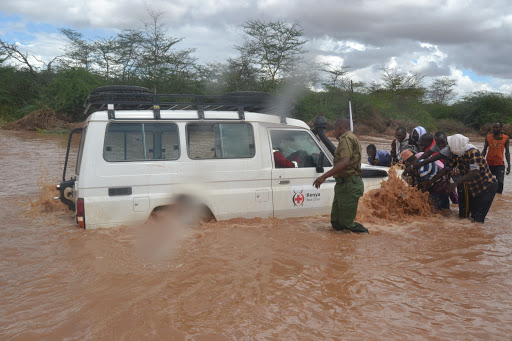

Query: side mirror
left=316, top=152, right=325, bottom=173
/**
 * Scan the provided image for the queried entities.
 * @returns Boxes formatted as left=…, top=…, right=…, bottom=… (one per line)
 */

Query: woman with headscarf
left=428, top=134, right=498, bottom=223
left=409, top=126, right=427, bottom=150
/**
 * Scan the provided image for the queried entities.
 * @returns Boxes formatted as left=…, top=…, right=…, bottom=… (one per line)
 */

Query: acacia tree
left=236, top=20, right=307, bottom=91
left=427, top=77, right=457, bottom=105
left=59, top=28, right=95, bottom=70
left=380, top=67, right=424, bottom=92
left=323, top=65, right=350, bottom=89
left=115, top=29, right=144, bottom=83
left=94, top=37, right=120, bottom=82
left=0, top=39, right=40, bottom=80
left=138, top=6, right=187, bottom=93
left=378, top=67, right=426, bottom=104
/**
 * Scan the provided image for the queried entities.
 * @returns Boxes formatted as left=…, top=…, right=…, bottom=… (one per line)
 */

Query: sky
left=1, top=0, right=511, bottom=100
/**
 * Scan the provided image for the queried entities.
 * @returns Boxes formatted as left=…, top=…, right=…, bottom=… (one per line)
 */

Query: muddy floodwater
left=1, top=129, right=512, bottom=340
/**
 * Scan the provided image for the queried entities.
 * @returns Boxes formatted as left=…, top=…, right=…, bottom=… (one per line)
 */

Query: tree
left=0, top=39, right=39, bottom=80
left=59, top=28, right=95, bottom=70
left=427, top=77, right=456, bottom=105
left=380, top=67, right=424, bottom=92
left=236, top=20, right=307, bottom=91
left=138, top=6, right=186, bottom=92
left=115, top=29, right=144, bottom=83
left=94, top=37, right=120, bottom=82
left=46, top=68, right=101, bottom=121
left=453, top=91, right=512, bottom=128
left=323, top=65, right=350, bottom=89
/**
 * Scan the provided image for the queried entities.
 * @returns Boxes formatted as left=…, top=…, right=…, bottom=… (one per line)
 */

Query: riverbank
left=1, top=106, right=491, bottom=137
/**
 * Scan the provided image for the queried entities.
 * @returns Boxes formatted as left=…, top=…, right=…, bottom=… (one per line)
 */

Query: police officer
left=313, top=118, right=368, bottom=234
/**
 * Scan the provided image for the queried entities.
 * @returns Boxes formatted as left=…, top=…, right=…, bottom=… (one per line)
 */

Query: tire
left=89, top=85, right=154, bottom=96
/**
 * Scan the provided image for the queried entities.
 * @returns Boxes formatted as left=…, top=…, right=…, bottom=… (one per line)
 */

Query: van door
left=269, top=129, right=335, bottom=218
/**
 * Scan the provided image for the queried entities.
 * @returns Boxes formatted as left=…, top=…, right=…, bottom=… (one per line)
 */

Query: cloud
left=0, top=0, right=510, bottom=96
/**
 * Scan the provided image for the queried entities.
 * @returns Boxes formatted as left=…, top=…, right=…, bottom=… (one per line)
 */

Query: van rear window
left=187, top=123, right=255, bottom=159
left=104, top=123, right=179, bottom=161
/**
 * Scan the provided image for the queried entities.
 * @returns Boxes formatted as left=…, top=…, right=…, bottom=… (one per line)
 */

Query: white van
left=57, top=86, right=389, bottom=229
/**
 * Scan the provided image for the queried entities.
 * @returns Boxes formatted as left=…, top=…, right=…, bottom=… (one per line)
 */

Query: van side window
left=104, top=123, right=179, bottom=161
left=187, top=123, right=255, bottom=159
left=75, top=125, right=87, bottom=175
left=270, top=130, right=332, bottom=168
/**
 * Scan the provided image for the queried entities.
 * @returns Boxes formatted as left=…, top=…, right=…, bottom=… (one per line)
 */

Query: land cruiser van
left=57, top=86, right=389, bottom=229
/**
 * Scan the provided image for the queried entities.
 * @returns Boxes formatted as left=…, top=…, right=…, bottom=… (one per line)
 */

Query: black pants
left=468, top=182, right=499, bottom=223
left=457, top=184, right=469, bottom=218
left=489, top=165, right=505, bottom=194
left=457, top=182, right=498, bottom=223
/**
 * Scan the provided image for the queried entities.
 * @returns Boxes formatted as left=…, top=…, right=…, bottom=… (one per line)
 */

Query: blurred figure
left=482, top=122, right=510, bottom=194
left=366, top=144, right=391, bottom=167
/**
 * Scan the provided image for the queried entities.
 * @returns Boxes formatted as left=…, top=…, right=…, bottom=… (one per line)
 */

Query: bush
left=45, top=68, right=101, bottom=121
left=435, top=119, right=476, bottom=135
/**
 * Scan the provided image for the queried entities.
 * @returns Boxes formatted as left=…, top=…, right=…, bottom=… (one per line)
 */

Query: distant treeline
left=1, top=15, right=511, bottom=133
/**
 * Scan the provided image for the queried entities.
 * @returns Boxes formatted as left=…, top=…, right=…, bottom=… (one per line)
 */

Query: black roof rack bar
left=197, top=105, right=205, bottom=119
left=108, top=104, right=115, bottom=120
left=152, top=94, right=161, bottom=119
left=84, top=92, right=276, bottom=120
left=238, top=106, right=245, bottom=120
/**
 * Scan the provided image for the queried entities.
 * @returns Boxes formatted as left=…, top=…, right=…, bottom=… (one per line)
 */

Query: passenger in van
left=273, top=148, right=296, bottom=168
left=273, top=136, right=302, bottom=168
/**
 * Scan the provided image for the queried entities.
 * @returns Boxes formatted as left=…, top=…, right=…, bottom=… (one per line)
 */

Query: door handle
left=279, top=180, right=290, bottom=184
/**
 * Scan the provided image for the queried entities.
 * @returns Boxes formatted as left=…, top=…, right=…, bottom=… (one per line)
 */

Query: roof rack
left=84, top=91, right=276, bottom=121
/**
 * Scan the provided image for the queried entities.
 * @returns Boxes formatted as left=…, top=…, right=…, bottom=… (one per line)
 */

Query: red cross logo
left=293, top=192, right=305, bottom=206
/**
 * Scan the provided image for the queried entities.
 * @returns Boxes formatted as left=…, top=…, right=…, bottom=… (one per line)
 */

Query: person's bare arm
left=447, top=170, right=479, bottom=192
left=313, top=157, right=349, bottom=188
left=415, top=152, right=444, bottom=169
left=422, top=167, right=450, bottom=189
left=506, top=137, right=510, bottom=175
left=482, top=137, right=489, bottom=157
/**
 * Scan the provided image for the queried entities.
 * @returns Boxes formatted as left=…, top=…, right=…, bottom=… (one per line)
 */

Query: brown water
left=1, top=129, right=512, bottom=340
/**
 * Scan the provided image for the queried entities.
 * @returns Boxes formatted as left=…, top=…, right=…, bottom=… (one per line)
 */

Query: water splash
left=357, top=166, right=435, bottom=223
left=28, top=165, right=68, bottom=215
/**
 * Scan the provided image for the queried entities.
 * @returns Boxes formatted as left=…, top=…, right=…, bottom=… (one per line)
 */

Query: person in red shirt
left=482, top=122, right=510, bottom=194
left=272, top=136, right=298, bottom=168
left=273, top=149, right=296, bottom=168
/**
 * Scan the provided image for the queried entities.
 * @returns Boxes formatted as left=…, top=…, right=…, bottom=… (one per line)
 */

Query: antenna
left=349, top=100, right=354, bottom=131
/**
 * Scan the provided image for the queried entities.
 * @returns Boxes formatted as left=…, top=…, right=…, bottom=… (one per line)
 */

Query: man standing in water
left=482, top=122, right=510, bottom=194
left=313, top=118, right=368, bottom=234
